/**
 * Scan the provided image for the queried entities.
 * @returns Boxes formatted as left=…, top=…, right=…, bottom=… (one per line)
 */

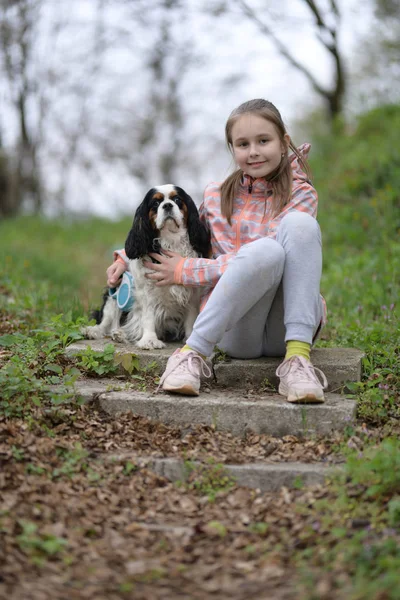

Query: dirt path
left=0, top=406, right=342, bottom=600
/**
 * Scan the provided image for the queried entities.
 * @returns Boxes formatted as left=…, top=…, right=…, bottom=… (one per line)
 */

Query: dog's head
left=125, top=184, right=210, bottom=259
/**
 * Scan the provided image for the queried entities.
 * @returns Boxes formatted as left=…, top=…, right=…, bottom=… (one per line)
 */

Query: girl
left=108, top=98, right=328, bottom=402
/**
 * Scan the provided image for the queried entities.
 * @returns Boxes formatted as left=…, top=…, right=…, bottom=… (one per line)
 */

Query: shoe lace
left=276, top=356, right=328, bottom=389
left=157, top=350, right=212, bottom=392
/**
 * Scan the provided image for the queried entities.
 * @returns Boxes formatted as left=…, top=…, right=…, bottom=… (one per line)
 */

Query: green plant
left=260, top=377, right=275, bottom=392
left=184, top=459, right=236, bottom=502
left=0, top=316, right=84, bottom=417
left=292, top=476, right=305, bottom=490
left=344, top=438, right=400, bottom=500
left=387, top=498, right=400, bottom=527
left=26, top=463, right=46, bottom=476
left=16, top=520, right=68, bottom=566
left=52, top=444, right=89, bottom=479
left=87, top=468, right=102, bottom=483
left=294, top=436, right=400, bottom=598
left=119, top=582, right=134, bottom=593
left=122, top=461, right=138, bottom=476
left=205, top=520, right=227, bottom=537
left=11, top=446, right=25, bottom=462
left=248, top=522, right=269, bottom=535
left=75, top=343, right=119, bottom=377
left=0, top=358, right=45, bottom=417
left=142, top=360, right=159, bottom=373
left=114, top=351, right=141, bottom=375
left=130, top=374, right=147, bottom=391
left=212, top=347, right=230, bottom=363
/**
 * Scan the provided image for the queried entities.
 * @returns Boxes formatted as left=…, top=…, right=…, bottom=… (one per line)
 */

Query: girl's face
left=231, top=113, right=289, bottom=179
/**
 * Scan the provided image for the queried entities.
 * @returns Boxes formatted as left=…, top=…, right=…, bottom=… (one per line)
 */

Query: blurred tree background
left=0, top=0, right=399, bottom=218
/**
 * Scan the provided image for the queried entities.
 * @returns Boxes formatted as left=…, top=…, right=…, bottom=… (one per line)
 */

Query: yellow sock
left=181, top=344, right=207, bottom=360
left=285, top=340, right=311, bottom=361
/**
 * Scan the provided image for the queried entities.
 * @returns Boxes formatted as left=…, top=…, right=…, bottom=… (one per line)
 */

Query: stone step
left=74, top=380, right=356, bottom=438
left=105, top=452, right=339, bottom=492
left=67, top=340, right=364, bottom=393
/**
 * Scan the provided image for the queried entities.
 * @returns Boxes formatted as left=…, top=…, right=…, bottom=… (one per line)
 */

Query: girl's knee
left=278, top=212, right=321, bottom=243
left=237, top=237, right=285, bottom=270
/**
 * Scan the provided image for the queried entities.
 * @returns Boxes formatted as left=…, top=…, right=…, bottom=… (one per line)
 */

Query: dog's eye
left=172, top=196, right=182, bottom=208
left=152, top=201, right=160, bottom=210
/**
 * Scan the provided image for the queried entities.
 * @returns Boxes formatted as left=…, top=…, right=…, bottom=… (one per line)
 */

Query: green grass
left=0, top=215, right=128, bottom=319
left=182, top=458, right=236, bottom=502
left=295, top=438, right=400, bottom=600
left=311, top=105, right=399, bottom=351
left=309, top=104, right=400, bottom=423
left=0, top=215, right=130, bottom=416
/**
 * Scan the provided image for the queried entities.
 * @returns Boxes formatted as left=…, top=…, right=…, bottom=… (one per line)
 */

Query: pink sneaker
left=276, top=355, right=328, bottom=403
left=158, top=349, right=212, bottom=396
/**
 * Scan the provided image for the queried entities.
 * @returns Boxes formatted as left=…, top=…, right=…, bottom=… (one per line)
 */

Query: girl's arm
left=113, top=249, right=129, bottom=265
left=145, top=198, right=237, bottom=288
left=173, top=253, right=234, bottom=287
left=144, top=251, right=235, bottom=287
left=106, top=250, right=128, bottom=287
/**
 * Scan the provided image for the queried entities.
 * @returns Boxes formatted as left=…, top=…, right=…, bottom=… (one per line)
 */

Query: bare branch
left=237, top=0, right=330, bottom=98
left=302, top=0, right=325, bottom=28
left=330, top=0, right=340, bottom=19
left=303, top=0, right=338, bottom=51
left=234, top=0, right=346, bottom=120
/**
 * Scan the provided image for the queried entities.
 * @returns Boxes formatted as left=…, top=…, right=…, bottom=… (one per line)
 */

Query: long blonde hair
left=220, top=99, right=311, bottom=225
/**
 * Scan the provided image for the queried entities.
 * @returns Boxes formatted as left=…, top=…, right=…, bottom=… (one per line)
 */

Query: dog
left=83, top=184, right=211, bottom=349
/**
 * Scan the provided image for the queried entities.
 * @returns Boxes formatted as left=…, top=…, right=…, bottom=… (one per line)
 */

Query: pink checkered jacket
left=115, top=143, right=326, bottom=320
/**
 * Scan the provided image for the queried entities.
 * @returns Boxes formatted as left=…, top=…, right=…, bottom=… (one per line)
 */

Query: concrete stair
left=103, top=452, right=339, bottom=493
left=67, top=340, right=364, bottom=393
left=74, top=380, right=355, bottom=438
left=66, top=340, right=363, bottom=490
left=66, top=340, right=362, bottom=437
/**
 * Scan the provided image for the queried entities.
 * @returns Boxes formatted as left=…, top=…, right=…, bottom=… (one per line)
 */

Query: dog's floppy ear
left=175, top=186, right=211, bottom=258
left=125, top=190, right=157, bottom=259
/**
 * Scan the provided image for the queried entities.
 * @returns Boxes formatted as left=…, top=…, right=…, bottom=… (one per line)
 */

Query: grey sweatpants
left=186, top=211, right=324, bottom=359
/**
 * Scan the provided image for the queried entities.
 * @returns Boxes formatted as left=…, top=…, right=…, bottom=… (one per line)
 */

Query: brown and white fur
left=83, top=185, right=210, bottom=349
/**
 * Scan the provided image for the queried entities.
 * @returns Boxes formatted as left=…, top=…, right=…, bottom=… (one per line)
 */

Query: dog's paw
left=81, top=326, right=103, bottom=340
left=111, top=329, right=126, bottom=344
left=136, top=337, right=166, bottom=350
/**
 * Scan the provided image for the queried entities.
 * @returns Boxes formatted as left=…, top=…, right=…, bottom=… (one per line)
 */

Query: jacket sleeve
left=113, top=249, right=129, bottom=266
left=266, top=182, right=318, bottom=239
left=174, top=253, right=235, bottom=287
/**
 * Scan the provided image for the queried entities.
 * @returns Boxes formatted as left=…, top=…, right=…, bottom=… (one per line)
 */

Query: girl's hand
left=143, top=250, right=183, bottom=286
left=107, top=261, right=126, bottom=287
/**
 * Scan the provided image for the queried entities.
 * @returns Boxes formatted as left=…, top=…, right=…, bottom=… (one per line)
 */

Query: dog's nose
left=163, top=202, right=173, bottom=212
